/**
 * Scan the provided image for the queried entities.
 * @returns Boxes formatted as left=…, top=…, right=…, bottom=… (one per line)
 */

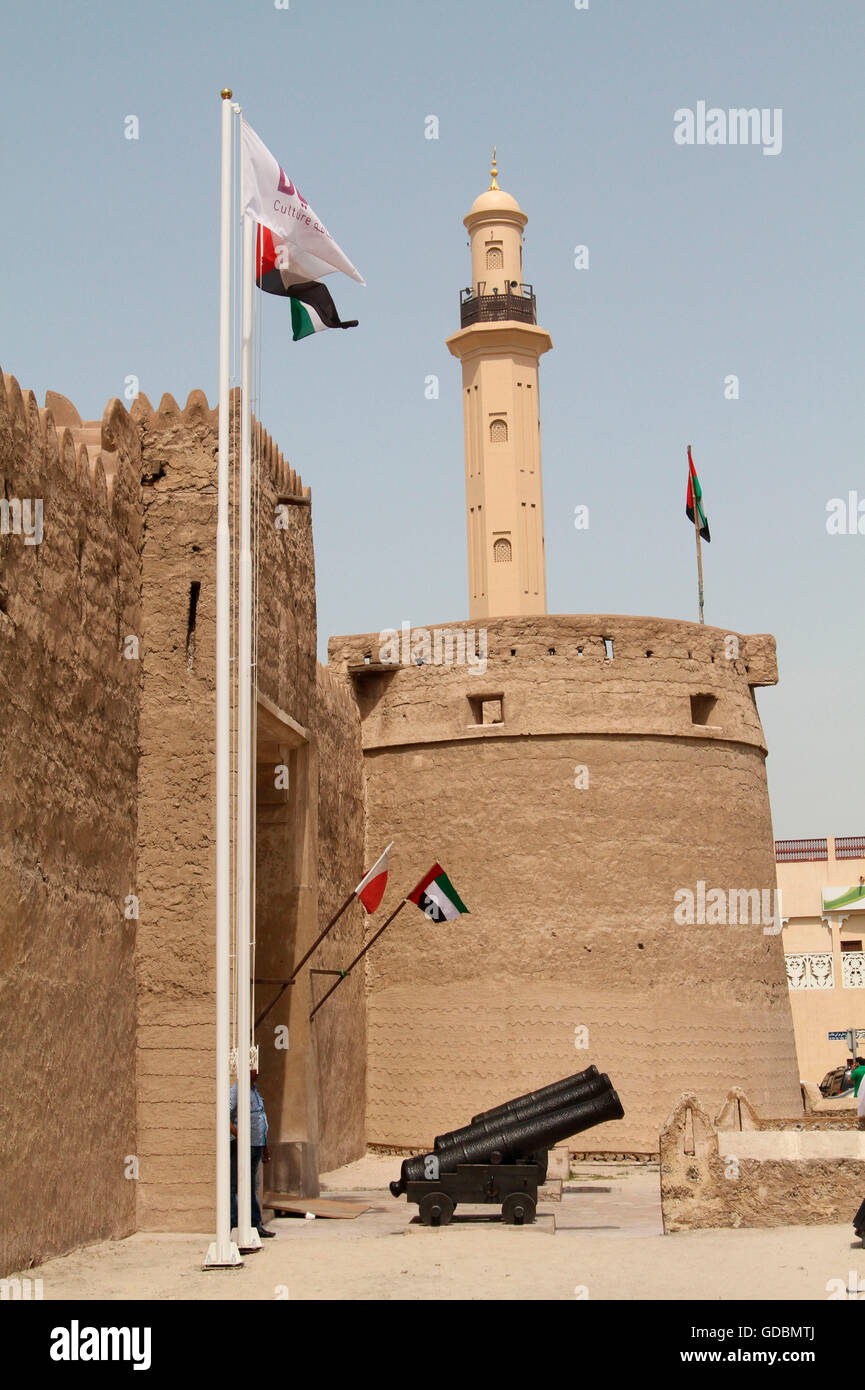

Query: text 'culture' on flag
left=242, top=119, right=364, bottom=284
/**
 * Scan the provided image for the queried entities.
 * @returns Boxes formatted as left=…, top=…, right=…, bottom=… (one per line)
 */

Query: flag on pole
left=354, top=842, right=394, bottom=915
left=241, top=119, right=364, bottom=285
left=686, top=446, right=710, bottom=542
left=255, top=225, right=358, bottom=338
left=409, top=864, right=470, bottom=922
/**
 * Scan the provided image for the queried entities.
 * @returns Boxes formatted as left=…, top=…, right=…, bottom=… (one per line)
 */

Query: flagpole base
left=203, top=1239, right=243, bottom=1269
left=236, top=1225, right=262, bottom=1254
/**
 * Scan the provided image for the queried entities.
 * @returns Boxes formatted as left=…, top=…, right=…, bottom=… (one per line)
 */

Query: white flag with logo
left=242, top=120, right=364, bottom=285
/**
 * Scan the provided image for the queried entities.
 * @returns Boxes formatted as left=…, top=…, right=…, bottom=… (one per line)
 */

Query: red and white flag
left=354, top=842, right=394, bottom=914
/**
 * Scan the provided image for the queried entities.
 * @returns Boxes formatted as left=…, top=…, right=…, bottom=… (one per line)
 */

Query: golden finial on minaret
left=489, top=146, right=499, bottom=190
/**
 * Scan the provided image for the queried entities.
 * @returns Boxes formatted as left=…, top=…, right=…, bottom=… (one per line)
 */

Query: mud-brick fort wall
left=0, top=372, right=142, bottom=1274
left=328, top=614, right=804, bottom=1155
left=1, top=373, right=367, bottom=1272
left=133, top=392, right=366, bottom=1230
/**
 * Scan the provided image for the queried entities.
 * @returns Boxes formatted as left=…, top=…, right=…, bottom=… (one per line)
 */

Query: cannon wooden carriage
left=389, top=1066, right=624, bottom=1225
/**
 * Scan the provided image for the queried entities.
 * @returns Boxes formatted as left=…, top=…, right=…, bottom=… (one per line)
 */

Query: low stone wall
left=660, top=1089, right=865, bottom=1232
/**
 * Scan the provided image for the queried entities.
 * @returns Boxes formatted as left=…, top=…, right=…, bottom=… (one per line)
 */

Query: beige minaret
left=447, top=152, right=552, bottom=619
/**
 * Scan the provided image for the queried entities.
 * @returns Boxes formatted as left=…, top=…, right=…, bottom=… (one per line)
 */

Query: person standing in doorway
left=230, top=1068, right=275, bottom=1238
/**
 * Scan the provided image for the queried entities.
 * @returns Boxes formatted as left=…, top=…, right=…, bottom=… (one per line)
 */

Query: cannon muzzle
left=471, top=1065, right=600, bottom=1125
left=435, top=1068, right=609, bottom=1151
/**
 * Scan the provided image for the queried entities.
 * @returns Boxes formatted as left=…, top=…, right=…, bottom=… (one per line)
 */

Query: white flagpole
left=234, top=208, right=260, bottom=1253
left=205, top=88, right=241, bottom=1270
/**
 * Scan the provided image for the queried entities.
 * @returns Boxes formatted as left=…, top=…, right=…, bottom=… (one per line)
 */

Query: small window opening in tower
left=493, top=537, right=512, bottom=564
left=185, top=581, right=201, bottom=670
left=486, top=246, right=503, bottom=269
left=603, top=637, right=614, bottom=659
left=490, top=418, right=508, bottom=444
left=690, top=693, right=718, bottom=725
left=468, top=694, right=504, bottom=725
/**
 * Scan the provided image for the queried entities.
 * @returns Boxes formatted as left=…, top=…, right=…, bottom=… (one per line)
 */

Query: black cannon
left=390, top=1069, right=624, bottom=1226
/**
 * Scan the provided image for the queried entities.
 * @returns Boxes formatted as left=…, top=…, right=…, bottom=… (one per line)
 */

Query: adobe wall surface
left=0, top=373, right=142, bottom=1274
left=134, top=391, right=366, bottom=1229
left=329, top=615, right=804, bottom=1154
left=660, top=1091, right=865, bottom=1231
left=133, top=391, right=233, bottom=1232
left=311, top=663, right=366, bottom=1171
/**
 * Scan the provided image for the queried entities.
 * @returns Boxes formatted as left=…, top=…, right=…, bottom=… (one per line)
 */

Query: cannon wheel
left=419, top=1191, right=455, bottom=1227
left=501, top=1192, right=536, bottom=1225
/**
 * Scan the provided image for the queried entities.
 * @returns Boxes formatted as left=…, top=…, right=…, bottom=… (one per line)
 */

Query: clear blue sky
left=2, top=0, right=863, bottom=837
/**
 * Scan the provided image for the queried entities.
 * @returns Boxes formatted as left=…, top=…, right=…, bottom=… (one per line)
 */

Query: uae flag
left=409, top=863, right=470, bottom=923
left=256, top=225, right=358, bottom=339
left=353, top=842, right=393, bottom=915
left=686, top=445, right=710, bottom=542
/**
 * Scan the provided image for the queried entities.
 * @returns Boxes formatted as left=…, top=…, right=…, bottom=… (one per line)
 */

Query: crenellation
left=4, top=373, right=28, bottom=437
left=44, top=390, right=82, bottom=428
left=129, top=391, right=156, bottom=426
left=183, top=388, right=213, bottom=424
left=157, top=391, right=180, bottom=417
left=24, top=390, right=42, bottom=443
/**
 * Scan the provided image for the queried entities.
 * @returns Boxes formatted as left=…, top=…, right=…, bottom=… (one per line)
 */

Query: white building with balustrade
left=777, top=835, right=865, bottom=1085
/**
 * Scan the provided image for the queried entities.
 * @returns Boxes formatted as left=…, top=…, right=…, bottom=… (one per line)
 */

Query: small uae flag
left=256, top=225, right=359, bottom=339
left=354, top=842, right=393, bottom=915
left=685, top=445, right=710, bottom=542
left=409, top=863, right=470, bottom=923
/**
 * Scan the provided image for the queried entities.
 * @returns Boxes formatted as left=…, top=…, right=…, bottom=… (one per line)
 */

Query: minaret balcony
left=459, top=283, right=536, bottom=328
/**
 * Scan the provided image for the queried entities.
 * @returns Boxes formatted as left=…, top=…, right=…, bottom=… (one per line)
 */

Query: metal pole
left=309, top=899, right=408, bottom=1021
left=252, top=890, right=356, bottom=1031
left=695, top=510, right=705, bottom=624
left=234, top=210, right=260, bottom=1254
left=690, top=445, right=705, bottom=624
left=204, top=88, right=241, bottom=1269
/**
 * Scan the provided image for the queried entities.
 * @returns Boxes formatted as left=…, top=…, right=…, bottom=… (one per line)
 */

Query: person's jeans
left=230, top=1142, right=264, bottom=1230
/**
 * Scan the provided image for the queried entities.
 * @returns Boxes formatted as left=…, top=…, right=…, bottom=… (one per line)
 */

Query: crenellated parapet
left=128, top=386, right=309, bottom=501
left=0, top=373, right=309, bottom=548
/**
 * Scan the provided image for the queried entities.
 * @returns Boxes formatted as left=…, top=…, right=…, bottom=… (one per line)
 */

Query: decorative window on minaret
left=490, top=418, right=508, bottom=444
left=494, top=537, right=512, bottom=563
left=486, top=245, right=503, bottom=269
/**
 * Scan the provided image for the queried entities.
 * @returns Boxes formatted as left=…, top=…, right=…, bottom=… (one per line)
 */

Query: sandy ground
left=10, top=1157, right=864, bottom=1301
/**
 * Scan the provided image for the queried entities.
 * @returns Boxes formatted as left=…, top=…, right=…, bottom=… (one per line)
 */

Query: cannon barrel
left=393, top=1081, right=624, bottom=1194
left=434, top=1069, right=610, bottom=1151
left=470, top=1065, right=599, bottom=1126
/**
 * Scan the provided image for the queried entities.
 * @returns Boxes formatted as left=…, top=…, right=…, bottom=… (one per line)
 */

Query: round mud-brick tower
left=327, top=614, right=803, bottom=1153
